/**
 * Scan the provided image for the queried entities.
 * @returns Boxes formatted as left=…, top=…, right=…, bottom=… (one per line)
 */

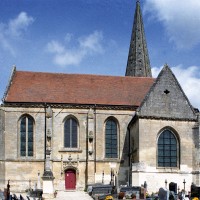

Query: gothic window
left=64, top=117, right=78, bottom=148
left=20, top=115, right=34, bottom=157
left=105, top=118, right=118, bottom=158
left=157, top=129, right=178, bottom=167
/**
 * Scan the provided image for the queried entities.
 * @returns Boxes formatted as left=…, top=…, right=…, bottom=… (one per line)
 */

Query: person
left=131, top=193, right=136, bottom=200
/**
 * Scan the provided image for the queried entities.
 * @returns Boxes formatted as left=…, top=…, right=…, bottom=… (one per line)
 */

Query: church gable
left=138, top=65, right=197, bottom=120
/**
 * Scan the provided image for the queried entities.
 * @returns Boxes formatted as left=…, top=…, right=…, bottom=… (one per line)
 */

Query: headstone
left=140, top=186, right=146, bottom=200
left=34, top=182, right=37, bottom=190
left=191, top=184, right=200, bottom=198
left=169, top=191, right=176, bottom=200
left=37, top=172, right=41, bottom=189
left=169, top=182, right=177, bottom=194
left=159, top=187, right=169, bottom=200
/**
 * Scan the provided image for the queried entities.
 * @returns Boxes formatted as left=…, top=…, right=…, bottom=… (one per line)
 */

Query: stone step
left=55, top=191, right=93, bottom=200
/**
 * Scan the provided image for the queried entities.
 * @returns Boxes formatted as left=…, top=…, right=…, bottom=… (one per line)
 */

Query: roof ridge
left=15, top=70, right=155, bottom=79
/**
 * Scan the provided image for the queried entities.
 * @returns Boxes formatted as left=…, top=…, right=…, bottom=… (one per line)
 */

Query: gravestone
left=140, top=186, right=146, bottom=200
left=169, top=191, right=176, bottom=200
left=159, top=187, right=169, bottom=200
left=191, top=184, right=200, bottom=198
left=169, top=182, right=177, bottom=194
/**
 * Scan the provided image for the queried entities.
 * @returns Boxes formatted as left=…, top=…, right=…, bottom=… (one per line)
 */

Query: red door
left=65, top=169, right=76, bottom=190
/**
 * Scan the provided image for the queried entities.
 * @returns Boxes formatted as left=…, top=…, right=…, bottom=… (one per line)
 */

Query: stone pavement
left=55, top=191, right=93, bottom=200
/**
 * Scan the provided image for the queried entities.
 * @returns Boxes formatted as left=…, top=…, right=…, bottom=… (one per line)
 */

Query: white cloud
left=144, top=0, right=200, bottom=49
left=54, top=51, right=85, bottom=66
left=152, top=65, right=200, bottom=110
left=0, top=12, right=34, bottom=55
left=79, top=31, right=103, bottom=53
left=46, top=31, right=104, bottom=66
left=8, top=12, right=34, bottom=37
left=47, top=40, right=65, bottom=54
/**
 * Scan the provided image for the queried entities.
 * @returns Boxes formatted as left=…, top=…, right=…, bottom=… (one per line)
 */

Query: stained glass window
left=105, top=119, right=118, bottom=158
left=158, top=130, right=178, bottom=167
left=64, top=118, right=78, bottom=148
left=20, top=116, right=34, bottom=157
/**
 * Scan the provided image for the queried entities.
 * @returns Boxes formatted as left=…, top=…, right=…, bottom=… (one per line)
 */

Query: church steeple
left=125, top=0, right=152, bottom=77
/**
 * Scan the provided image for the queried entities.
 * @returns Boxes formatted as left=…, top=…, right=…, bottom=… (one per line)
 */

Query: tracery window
left=20, top=115, right=34, bottom=157
left=105, top=118, right=118, bottom=158
left=157, top=129, right=178, bottom=167
left=64, top=117, right=78, bottom=148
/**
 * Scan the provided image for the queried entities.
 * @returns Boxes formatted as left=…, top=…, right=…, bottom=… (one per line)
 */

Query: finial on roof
left=136, top=0, right=140, bottom=6
left=12, top=65, right=16, bottom=71
left=125, top=0, right=152, bottom=77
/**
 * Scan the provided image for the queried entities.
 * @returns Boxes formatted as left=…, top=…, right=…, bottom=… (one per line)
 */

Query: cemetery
left=1, top=178, right=200, bottom=200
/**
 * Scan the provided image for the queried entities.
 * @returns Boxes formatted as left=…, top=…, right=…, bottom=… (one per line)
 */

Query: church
left=0, top=1, right=199, bottom=195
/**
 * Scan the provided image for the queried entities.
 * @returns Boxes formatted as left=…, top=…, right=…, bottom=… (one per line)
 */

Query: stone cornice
left=138, top=115, right=197, bottom=122
left=2, top=102, right=137, bottom=111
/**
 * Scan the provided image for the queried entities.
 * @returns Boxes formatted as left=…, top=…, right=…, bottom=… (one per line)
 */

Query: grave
left=191, top=184, right=200, bottom=198
left=88, top=184, right=114, bottom=200
left=119, top=186, right=146, bottom=200
left=158, top=187, right=169, bottom=200
left=169, top=182, right=177, bottom=194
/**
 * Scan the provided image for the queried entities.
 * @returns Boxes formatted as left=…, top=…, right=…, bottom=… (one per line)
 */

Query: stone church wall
left=51, top=108, right=133, bottom=190
left=131, top=118, right=197, bottom=193
left=5, top=161, right=44, bottom=192
left=192, top=113, right=200, bottom=185
left=0, top=108, right=5, bottom=159
left=4, top=107, right=45, bottom=160
left=130, top=118, right=139, bottom=163
left=2, top=106, right=134, bottom=191
left=138, top=118, right=196, bottom=169
left=0, top=108, right=5, bottom=189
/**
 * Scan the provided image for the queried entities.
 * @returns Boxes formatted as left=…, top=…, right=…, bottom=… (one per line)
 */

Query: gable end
left=138, top=65, right=197, bottom=121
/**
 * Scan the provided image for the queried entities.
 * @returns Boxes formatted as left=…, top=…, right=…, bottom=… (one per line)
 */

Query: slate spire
left=125, top=0, right=152, bottom=77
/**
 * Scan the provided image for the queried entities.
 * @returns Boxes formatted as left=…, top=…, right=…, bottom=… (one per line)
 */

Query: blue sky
left=0, top=0, right=200, bottom=109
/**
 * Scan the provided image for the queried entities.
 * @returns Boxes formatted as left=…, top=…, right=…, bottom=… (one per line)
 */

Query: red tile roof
left=4, top=71, right=155, bottom=107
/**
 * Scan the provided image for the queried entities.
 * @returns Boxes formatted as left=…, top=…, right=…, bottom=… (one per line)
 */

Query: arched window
left=20, top=115, right=34, bottom=157
left=64, top=117, right=78, bottom=148
left=157, top=129, right=178, bottom=167
left=105, top=119, right=118, bottom=158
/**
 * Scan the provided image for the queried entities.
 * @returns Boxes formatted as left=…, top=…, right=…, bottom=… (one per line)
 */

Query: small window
left=105, top=119, right=118, bottom=158
left=64, top=117, right=78, bottom=148
left=157, top=129, right=178, bottom=167
left=20, top=115, right=34, bottom=157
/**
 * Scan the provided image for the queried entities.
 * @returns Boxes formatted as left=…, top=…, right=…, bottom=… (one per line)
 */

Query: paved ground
left=55, top=191, right=93, bottom=200
left=11, top=191, right=93, bottom=200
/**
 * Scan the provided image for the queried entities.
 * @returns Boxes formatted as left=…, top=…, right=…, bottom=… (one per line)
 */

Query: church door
left=65, top=169, right=76, bottom=190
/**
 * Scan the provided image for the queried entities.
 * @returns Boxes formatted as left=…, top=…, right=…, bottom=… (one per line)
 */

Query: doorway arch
left=65, top=169, right=76, bottom=190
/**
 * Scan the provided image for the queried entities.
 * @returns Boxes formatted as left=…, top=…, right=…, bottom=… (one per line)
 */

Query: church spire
left=125, top=0, right=152, bottom=77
